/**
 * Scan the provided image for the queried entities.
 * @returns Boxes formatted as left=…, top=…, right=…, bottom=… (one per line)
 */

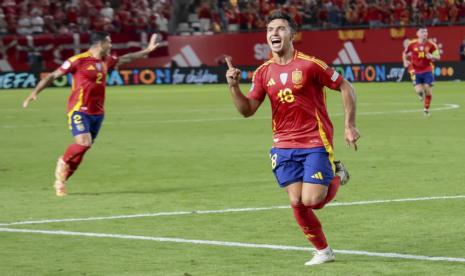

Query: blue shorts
left=68, top=111, right=104, bottom=140
left=415, top=71, right=434, bottom=86
left=269, top=147, right=335, bottom=188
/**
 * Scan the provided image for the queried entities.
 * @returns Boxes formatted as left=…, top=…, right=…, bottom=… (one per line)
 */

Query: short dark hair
left=266, top=11, right=298, bottom=33
left=90, top=31, right=110, bottom=46
left=417, top=26, right=427, bottom=31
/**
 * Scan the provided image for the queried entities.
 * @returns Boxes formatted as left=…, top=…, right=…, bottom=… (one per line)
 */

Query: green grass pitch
left=1, top=81, right=465, bottom=275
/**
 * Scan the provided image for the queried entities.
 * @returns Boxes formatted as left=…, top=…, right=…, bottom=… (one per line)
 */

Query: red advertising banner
left=132, top=26, right=465, bottom=68
left=1, top=26, right=464, bottom=72
left=0, top=32, right=168, bottom=72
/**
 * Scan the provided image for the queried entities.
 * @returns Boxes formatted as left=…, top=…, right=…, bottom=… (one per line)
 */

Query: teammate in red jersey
left=403, top=27, right=440, bottom=116
left=403, top=38, right=418, bottom=94
left=225, top=11, right=359, bottom=266
left=22, top=31, right=160, bottom=196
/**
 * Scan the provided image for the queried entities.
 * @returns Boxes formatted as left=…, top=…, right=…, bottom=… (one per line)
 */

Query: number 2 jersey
left=247, top=50, right=343, bottom=150
left=59, top=51, right=119, bottom=115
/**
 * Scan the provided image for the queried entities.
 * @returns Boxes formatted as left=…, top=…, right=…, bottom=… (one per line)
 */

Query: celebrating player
left=225, top=11, right=359, bottom=266
left=403, top=27, right=440, bottom=116
left=22, top=31, right=160, bottom=196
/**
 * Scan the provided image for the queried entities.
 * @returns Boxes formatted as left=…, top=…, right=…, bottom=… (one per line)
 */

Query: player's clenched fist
left=225, top=56, right=241, bottom=87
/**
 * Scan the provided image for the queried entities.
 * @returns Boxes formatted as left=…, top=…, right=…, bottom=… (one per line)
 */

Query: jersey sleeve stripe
left=69, top=52, right=91, bottom=63
left=296, top=55, right=329, bottom=70
left=252, top=60, right=273, bottom=80
left=311, top=58, right=329, bottom=69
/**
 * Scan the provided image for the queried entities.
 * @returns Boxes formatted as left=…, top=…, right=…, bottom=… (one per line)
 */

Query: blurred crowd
left=1, top=0, right=464, bottom=37
left=0, top=0, right=171, bottom=36
left=180, top=0, right=465, bottom=33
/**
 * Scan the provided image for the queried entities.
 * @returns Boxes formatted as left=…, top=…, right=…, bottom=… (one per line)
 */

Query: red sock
left=62, top=144, right=91, bottom=179
left=291, top=203, right=328, bottom=250
left=425, top=94, right=432, bottom=109
left=312, top=176, right=341, bottom=210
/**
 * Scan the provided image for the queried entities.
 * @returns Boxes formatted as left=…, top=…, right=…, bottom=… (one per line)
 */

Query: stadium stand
left=175, top=0, right=465, bottom=34
left=0, top=0, right=172, bottom=35
left=1, top=0, right=464, bottom=36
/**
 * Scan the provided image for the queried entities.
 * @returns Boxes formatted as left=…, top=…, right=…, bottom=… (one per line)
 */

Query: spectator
left=66, top=5, right=79, bottom=25
left=198, top=2, right=212, bottom=32
left=43, top=15, right=57, bottom=34
left=17, top=12, right=32, bottom=35
left=0, top=11, right=7, bottom=35
left=100, top=2, right=114, bottom=21
left=156, top=12, right=169, bottom=34
left=31, top=11, right=45, bottom=34
left=302, top=1, right=318, bottom=27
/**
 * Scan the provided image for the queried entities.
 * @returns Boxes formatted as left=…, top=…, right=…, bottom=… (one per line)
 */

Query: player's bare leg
left=423, top=85, right=433, bottom=116
left=301, top=183, right=327, bottom=207
left=54, top=157, right=68, bottom=196
left=414, top=84, right=424, bottom=101
left=54, top=133, right=92, bottom=196
left=306, top=160, right=349, bottom=210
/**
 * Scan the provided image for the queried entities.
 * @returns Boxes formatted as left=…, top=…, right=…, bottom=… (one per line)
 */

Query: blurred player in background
left=225, top=11, right=359, bottom=266
left=403, top=27, right=440, bottom=116
left=23, top=32, right=160, bottom=196
left=403, top=38, right=417, bottom=95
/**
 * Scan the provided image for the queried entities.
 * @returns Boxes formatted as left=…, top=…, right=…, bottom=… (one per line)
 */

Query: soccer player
left=22, top=31, right=160, bottom=196
left=403, top=38, right=418, bottom=96
left=403, top=27, right=440, bottom=116
left=225, top=11, right=359, bottom=266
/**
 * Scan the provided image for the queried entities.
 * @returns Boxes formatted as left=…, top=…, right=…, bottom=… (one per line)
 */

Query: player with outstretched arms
left=23, top=32, right=160, bottom=196
left=225, top=11, right=360, bottom=266
left=403, top=27, right=440, bottom=116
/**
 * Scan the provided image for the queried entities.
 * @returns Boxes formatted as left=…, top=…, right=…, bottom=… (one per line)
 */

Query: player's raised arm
left=339, top=79, right=360, bottom=150
left=22, top=69, right=65, bottom=108
left=116, top=33, right=160, bottom=66
left=225, top=56, right=261, bottom=117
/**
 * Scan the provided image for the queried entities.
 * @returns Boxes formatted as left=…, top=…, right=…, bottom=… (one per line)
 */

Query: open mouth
left=271, top=37, right=282, bottom=46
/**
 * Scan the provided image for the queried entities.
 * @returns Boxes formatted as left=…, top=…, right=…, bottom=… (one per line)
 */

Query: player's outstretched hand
left=22, top=92, right=37, bottom=108
left=345, top=126, right=360, bottom=151
left=225, top=56, right=241, bottom=88
left=146, top=33, right=160, bottom=52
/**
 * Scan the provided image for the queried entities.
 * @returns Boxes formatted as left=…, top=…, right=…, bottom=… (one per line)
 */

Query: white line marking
left=0, top=103, right=460, bottom=128
left=0, top=227, right=464, bottom=263
left=1, top=195, right=464, bottom=226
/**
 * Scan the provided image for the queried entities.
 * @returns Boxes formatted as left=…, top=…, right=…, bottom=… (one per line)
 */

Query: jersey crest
left=292, top=70, right=303, bottom=85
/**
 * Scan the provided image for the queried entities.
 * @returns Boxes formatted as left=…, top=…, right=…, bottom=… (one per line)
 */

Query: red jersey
left=248, top=50, right=343, bottom=149
left=59, top=51, right=119, bottom=115
left=404, top=39, right=438, bottom=74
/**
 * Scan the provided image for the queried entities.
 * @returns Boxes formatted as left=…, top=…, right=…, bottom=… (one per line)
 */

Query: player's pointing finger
left=225, top=56, right=233, bottom=69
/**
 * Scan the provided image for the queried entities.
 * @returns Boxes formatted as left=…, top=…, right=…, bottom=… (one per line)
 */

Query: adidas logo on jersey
left=311, top=172, right=324, bottom=180
left=87, top=65, right=96, bottom=70
left=267, top=78, right=276, bottom=87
